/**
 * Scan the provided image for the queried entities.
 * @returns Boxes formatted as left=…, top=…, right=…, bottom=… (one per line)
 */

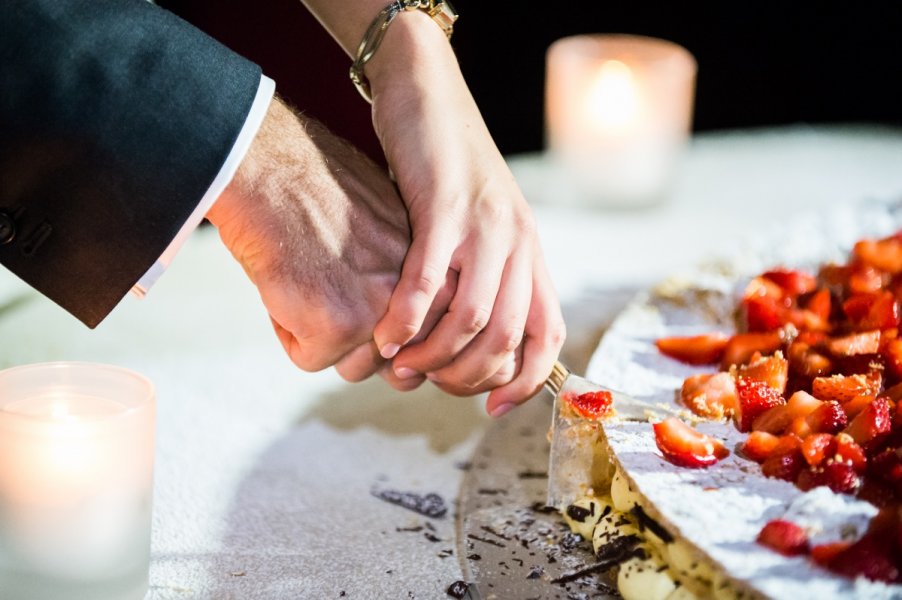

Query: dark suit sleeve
left=0, top=0, right=262, bottom=327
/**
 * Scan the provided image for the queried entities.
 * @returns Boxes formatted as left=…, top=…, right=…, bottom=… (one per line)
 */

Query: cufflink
left=0, top=211, right=15, bottom=245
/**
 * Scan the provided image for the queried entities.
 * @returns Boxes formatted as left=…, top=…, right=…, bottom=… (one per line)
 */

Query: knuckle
left=410, top=266, right=444, bottom=299
left=497, top=325, right=525, bottom=354
left=547, top=319, right=567, bottom=350
left=457, top=305, right=492, bottom=335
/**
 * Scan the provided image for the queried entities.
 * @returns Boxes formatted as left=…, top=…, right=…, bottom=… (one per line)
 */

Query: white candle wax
left=546, top=34, right=697, bottom=207
left=0, top=363, right=154, bottom=600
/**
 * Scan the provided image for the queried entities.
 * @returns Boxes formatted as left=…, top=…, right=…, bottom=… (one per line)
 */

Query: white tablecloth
left=0, top=124, right=901, bottom=598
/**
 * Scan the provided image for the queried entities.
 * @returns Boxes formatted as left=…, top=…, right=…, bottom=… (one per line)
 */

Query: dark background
left=160, top=1, right=902, bottom=162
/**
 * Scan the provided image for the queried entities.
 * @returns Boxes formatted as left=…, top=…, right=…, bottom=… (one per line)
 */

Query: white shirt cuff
left=131, top=74, right=276, bottom=298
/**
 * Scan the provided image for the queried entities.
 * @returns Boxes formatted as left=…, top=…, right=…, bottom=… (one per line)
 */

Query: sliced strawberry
left=680, top=372, right=737, bottom=419
left=854, top=235, right=902, bottom=274
left=653, top=417, right=729, bottom=468
left=826, top=330, right=882, bottom=356
left=843, top=397, right=892, bottom=450
left=826, top=532, right=900, bottom=583
left=804, top=400, right=848, bottom=435
left=811, top=541, right=852, bottom=566
left=564, top=390, right=614, bottom=420
left=742, top=431, right=780, bottom=463
left=722, top=330, right=787, bottom=369
left=734, top=378, right=786, bottom=432
left=756, top=519, right=810, bottom=556
left=801, top=433, right=837, bottom=466
left=761, top=435, right=805, bottom=481
left=737, top=352, right=789, bottom=393
left=843, top=291, right=900, bottom=331
left=812, top=371, right=883, bottom=403
left=655, top=332, right=730, bottom=365
left=797, top=461, right=861, bottom=494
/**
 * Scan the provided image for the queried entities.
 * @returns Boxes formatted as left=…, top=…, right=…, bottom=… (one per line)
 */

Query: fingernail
left=489, top=402, right=516, bottom=418
left=394, top=366, right=419, bottom=379
left=381, top=343, right=401, bottom=359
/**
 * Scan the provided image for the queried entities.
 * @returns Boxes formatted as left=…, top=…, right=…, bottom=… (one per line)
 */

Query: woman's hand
left=366, top=12, right=566, bottom=415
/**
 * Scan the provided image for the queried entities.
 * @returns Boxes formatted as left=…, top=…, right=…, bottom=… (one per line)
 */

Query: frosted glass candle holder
left=546, top=34, right=697, bottom=208
left=0, top=362, right=155, bottom=600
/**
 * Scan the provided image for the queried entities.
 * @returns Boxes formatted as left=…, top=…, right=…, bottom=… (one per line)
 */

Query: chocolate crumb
left=467, top=533, right=505, bottom=548
left=445, top=581, right=470, bottom=599
left=371, top=488, right=447, bottom=518
left=517, top=470, right=548, bottom=479
left=529, top=501, right=559, bottom=514
left=477, top=488, right=507, bottom=495
left=467, top=553, right=481, bottom=560
left=424, top=532, right=442, bottom=543
left=560, top=532, right=583, bottom=552
left=565, top=503, right=593, bottom=523
left=629, top=505, right=674, bottom=543
left=526, top=565, right=544, bottom=579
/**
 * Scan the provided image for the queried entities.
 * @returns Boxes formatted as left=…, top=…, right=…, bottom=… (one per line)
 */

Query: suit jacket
left=0, top=0, right=262, bottom=327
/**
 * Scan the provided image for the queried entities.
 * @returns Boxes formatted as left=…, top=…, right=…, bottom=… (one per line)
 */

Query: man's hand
left=206, top=96, right=433, bottom=381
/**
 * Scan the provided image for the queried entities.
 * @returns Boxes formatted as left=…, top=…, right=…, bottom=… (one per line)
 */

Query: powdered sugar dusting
left=586, top=200, right=902, bottom=599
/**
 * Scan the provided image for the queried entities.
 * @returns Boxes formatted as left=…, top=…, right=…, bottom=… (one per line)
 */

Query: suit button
left=0, top=212, right=14, bottom=245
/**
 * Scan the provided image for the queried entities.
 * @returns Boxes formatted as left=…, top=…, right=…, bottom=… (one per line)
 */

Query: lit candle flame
left=584, top=59, right=640, bottom=133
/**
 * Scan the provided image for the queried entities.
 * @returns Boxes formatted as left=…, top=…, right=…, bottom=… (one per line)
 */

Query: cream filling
left=562, top=469, right=734, bottom=600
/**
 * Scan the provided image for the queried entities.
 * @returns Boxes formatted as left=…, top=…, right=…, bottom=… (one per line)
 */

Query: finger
left=377, top=362, right=428, bottom=392
left=484, top=259, right=566, bottom=416
left=421, top=249, right=531, bottom=389
left=392, top=240, right=507, bottom=375
left=269, top=315, right=358, bottom=373
left=431, top=349, right=520, bottom=397
left=373, top=223, right=457, bottom=359
left=334, top=341, right=385, bottom=383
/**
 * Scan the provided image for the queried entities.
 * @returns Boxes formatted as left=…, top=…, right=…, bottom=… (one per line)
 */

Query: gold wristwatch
left=350, top=0, right=458, bottom=103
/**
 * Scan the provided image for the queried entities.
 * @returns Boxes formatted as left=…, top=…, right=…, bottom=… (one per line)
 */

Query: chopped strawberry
left=868, top=447, right=902, bottom=494
left=834, top=433, right=868, bottom=473
left=756, top=519, right=810, bottom=556
left=826, top=532, right=900, bottom=583
left=680, top=372, right=737, bottom=419
left=787, top=341, right=833, bottom=377
left=762, top=269, right=819, bottom=296
left=848, top=263, right=888, bottom=295
left=826, top=330, right=882, bottom=356
left=743, top=275, right=787, bottom=301
left=804, top=401, right=848, bottom=435
left=653, top=417, right=729, bottom=468
left=742, top=295, right=790, bottom=332
left=801, top=433, right=837, bottom=466
left=802, top=287, right=832, bottom=323
left=882, top=338, right=902, bottom=382
left=841, top=394, right=877, bottom=419
left=857, top=477, right=899, bottom=508
left=734, top=378, right=786, bottom=432
left=811, top=541, right=852, bottom=566
left=742, top=431, right=780, bottom=463
left=761, top=435, right=806, bottom=481
left=854, top=235, right=902, bottom=274
left=722, top=330, right=788, bottom=369
left=752, top=390, right=822, bottom=434
left=797, top=461, right=861, bottom=494
left=564, top=390, right=614, bottom=420
left=843, top=291, right=900, bottom=331
left=844, top=397, right=892, bottom=450
left=737, top=352, right=789, bottom=393
left=812, top=371, right=883, bottom=403
left=655, top=332, right=730, bottom=366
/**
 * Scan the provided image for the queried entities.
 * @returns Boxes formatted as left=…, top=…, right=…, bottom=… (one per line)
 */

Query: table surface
left=1, top=124, right=902, bottom=599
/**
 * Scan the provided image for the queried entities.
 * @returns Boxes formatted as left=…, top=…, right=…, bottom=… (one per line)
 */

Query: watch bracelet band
left=349, top=0, right=458, bottom=103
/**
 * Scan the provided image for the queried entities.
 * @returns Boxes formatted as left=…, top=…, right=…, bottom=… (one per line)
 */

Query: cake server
left=544, top=360, right=672, bottom=511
